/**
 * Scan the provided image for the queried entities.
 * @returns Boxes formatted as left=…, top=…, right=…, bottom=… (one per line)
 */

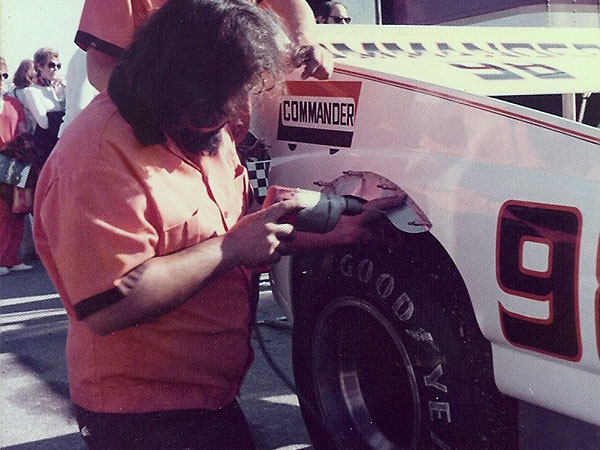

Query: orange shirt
left=34, top=91, right=253, bottom=413
left=76, top=0, right=167, bottom=57
left=76, top=0, right=259, bottom=58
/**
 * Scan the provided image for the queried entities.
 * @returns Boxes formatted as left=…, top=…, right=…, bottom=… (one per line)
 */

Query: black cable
left=254, top=317, right=297, bottom=394
left=251, top=274, right=329, bottom=437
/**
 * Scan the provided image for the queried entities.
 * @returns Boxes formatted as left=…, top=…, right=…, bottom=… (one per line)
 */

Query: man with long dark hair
left=34, top=1, right=305, bottom=448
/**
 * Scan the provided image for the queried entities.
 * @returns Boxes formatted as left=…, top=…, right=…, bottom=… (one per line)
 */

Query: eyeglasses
left=46, top=62, right=62, bottom=70
left=329, top=15, right=351, bottom=24
left=0, top=73, right=8, bottom=79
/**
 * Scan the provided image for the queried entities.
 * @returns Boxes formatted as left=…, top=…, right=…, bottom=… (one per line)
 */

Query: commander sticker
left=277, top=81, right=362, bottom=148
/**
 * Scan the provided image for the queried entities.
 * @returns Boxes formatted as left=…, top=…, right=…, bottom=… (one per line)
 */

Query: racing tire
left=291, top=233, right=518, bottom=449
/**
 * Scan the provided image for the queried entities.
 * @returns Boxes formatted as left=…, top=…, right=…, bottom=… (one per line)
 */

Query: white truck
left=247, top=3, right=600, bottom=449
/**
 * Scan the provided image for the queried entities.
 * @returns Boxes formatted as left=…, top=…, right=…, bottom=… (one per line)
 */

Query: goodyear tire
left=291, top=233, right=518, bottom=449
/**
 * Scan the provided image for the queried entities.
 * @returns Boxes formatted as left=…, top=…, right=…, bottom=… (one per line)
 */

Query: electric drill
left=263, top=185, right=365, bottom=233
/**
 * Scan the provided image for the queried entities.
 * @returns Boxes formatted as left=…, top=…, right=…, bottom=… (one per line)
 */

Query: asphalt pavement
left=0, top=259, right=312, bottom=450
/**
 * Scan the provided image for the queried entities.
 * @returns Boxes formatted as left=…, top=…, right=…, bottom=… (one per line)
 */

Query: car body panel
left=250, top=25, right=600, bottom=426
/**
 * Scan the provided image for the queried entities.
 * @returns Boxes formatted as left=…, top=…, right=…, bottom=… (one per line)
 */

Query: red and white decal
left=277, top=81, right=362, bottom=148
left=496, top=200, right=582, bottom=361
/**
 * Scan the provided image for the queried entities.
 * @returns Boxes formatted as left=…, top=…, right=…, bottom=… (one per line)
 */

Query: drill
left=262, top=185, right=365, bottom=234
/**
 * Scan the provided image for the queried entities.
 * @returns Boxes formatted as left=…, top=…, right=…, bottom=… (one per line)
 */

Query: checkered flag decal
left=246, top=159, right=271, bottom=204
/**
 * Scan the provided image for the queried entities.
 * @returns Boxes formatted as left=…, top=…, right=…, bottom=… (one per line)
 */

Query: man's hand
left=289, top=194, right=408, bottom=252
left=262, top=0, right=334, bottom=80
left=222, top=199, right=302, bottom=267
left=295, top=44, right=334, bottom=80
left=334, top=195, right=407, bottom=246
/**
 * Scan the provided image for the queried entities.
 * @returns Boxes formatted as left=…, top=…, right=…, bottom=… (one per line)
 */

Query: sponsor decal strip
left=278, top=81, right=362, bottom=148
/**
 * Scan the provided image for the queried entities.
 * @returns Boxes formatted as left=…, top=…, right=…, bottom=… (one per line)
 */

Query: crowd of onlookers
left=0, top=47, right=97, bottom=276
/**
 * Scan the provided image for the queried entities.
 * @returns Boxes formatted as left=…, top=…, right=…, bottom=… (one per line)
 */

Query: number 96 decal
left=496, top=200, right=584, bottom=361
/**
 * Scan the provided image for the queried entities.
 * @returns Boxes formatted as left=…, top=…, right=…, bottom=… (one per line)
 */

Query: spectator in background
left=0, top=56, right=32, bottom=275
left=58, top=48, right=98, bottom=137
left=311, top=1, right=351, bottom=24
left=11, top=59, right=37, bottom=133
left=75, top=0, right=333, bottom=92
left=22, top=48, right=66, bottom=156
left=10, top=59, right=38, bottom=261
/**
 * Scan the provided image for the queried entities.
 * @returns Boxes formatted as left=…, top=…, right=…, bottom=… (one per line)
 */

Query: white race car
left=249, top=22, right=600, bottom=450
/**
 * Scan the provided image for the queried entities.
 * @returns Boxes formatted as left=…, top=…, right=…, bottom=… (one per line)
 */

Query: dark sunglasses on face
left=330, top=15, right=351, bottom=23
left=47, top=62, right=62, bottom=70
left=0, top=73, right=8, bottom=79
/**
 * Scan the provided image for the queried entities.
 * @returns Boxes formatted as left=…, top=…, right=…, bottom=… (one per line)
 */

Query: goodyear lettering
left=340, top=254, right=354, bottom=278
left=429, top=401, right=452, bottom=423
left=282, top=100, right=355, bottom=127
left=424, top=364, right=448, bottom=393
left=357, top=259, right=374, bottom=283
left=405, top=327, right=440, bottom=351
left=431, top=432, right=452, bottom=450
left=392, top=292, right=414, bottom=321
left=376, top=273, right=395, bottom=298
left=336, top=252, right=454, bottom=447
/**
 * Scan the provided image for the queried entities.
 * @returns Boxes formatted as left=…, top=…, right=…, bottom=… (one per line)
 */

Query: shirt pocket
left=156, top=208, right=214, bottom=256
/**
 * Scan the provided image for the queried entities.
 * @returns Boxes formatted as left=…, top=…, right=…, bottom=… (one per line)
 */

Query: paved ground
left=0, top=259, right=312, bottom=450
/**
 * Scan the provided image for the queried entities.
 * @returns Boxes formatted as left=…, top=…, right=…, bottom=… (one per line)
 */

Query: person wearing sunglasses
left=0, top=69, right=8, bottom=95
left=21, top=48, right=66, bottom=158
left=0, top=56, right=32, bottom=276
left=311, top=0, right=351, bottom=24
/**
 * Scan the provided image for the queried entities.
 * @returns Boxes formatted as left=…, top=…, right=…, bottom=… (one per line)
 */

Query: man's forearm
left=83, top=235, right=239, bottom=335
left=82, top=199, right=301, bottom=336
left=261, top=0, right=318, bottom=46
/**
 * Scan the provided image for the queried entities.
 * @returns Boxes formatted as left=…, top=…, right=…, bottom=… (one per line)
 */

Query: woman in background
left=12, top=59, right=37, bottom=133
left=11, top=59, right=39, bottom=261
left=0, top=56, right=32, bottom=275
left=22, top=47, right=65, bottom=156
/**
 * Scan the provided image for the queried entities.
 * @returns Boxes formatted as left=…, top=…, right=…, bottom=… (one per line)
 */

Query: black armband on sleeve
left=74, top=287, right=125, bottom=321
left=75, top=31, right=125, bottom=59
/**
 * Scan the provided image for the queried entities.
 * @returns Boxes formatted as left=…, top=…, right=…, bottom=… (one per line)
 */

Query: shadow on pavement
left=1, top=433, right=85, bottom=450
left=1, top=262, right=312, bottom=450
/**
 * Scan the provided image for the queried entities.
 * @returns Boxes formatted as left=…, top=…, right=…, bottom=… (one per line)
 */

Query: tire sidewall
left=292, top=240, right=517, bottom=449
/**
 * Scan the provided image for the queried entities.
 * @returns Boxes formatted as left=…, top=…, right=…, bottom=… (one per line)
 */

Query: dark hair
left=310, top=1, right=342, bottom=19
left=109, top=0, right=287, bottom=148
left=13, top=59, right=36, bottom=88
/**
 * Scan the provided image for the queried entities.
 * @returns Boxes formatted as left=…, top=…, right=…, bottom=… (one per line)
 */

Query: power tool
left=262, top=185, right=365, bottom=233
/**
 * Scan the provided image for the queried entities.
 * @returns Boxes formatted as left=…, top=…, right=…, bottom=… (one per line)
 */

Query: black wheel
left=291, top=233, right=518, bottom=449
